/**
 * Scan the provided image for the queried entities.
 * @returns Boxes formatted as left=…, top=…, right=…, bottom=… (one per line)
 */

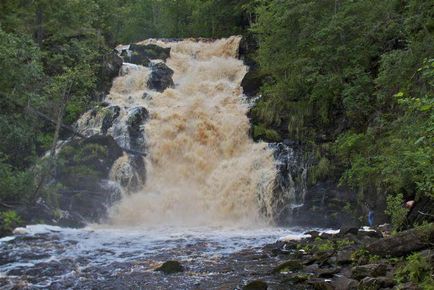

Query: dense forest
left=0, top=0, right=433, bottom=232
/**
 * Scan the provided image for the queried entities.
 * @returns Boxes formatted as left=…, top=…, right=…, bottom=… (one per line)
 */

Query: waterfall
left=76, top=37, right=279, bottom=227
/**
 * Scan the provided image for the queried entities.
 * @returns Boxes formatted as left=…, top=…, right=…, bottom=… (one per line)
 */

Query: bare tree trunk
left=33, top=82, right=72, bottom=201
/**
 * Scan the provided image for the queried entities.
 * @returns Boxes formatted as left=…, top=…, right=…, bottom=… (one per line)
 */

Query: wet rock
left=147, top=62, right=174, bottom=92
left=101, top=105, right=120, bottom=134
left=351, top=264, right=387, bottom=280
left=272, top=260, right=303, bottom=273
left=307, top=278, right=334, bottom=290
left=129, top=44, right=171, bottom=61
left=155, top=260, right=184, bottom=274
left=243, top=280, right=268, bottom=290
left=358, top=276, right=395, bottom=289
left=339, top=227, right=359, bottom=236
left=127, top=106, right=148, bottom=151
left=100, top=51, right=123, bottom=93
left=366, top=224, right=434, bottom=257
left=305, top=231, right=321, bottom=239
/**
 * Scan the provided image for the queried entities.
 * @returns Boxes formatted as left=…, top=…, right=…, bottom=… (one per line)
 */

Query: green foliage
left=253, top=124, right=281, bottom=142
left=385, top=193, right=409, bottom=231
left=0, top=210, right=23, bottom=233
left=395, top=252, right=434, bottom=289
left=0, top=159, right=34, bottom=202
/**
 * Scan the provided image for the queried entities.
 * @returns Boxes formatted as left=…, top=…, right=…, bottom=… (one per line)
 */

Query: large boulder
left=147, top=62, right=174, bottom=92
left=366, top=223, right=434, bottom=257
left=49, top=135, right=124, bottom=226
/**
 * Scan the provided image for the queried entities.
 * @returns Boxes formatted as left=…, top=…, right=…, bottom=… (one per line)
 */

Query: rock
left=147, top=62, right=174, bottom=92
left=333, top=276, right=359, bottom=290
left=155, top=260, right=184, bottom=274
left=272, top=260, right=303, bottom=274
left=129, top=44, right=171, bottom=61
left=286, top=274, right=309, bottom=284
left=100, top=51, right=123, bottom=93
left=101, top=105, right=120, bottom=134
left=337, top=249, right=354, bottom=265
left=306, top=231, right=321, bottom=239
left=125, top=48, right=150, bottom=66
left=366, top=224, right=434, bottom=257
left=306, top=278, right=334, bottom=290
left=318, top=267, right=340, bottom=278
left=351, top=264, right=387, bottom=280
left=127, top=106, right=148, bottom=151
left=243, top=280, right=268, bottom=290
left=339, top=227, right=359, bottom=236
left=358, top=276, right=395, bottom=289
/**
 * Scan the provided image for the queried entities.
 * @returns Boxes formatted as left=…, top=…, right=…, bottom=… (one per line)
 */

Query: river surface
left=0, top=225, right=326, bottom=289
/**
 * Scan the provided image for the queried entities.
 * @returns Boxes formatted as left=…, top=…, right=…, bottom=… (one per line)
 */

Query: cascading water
left=0, top=37, right=323, bottom=289
left=92, top=36, right=278, bottom=227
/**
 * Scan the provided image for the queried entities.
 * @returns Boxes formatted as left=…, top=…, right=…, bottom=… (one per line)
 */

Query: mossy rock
left=272, top=260, right=303, bottom=274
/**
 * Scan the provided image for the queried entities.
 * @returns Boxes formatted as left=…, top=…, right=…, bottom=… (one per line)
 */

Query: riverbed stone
left=351, top=264, right=387, bottom=280
left=272, top=260, right=303, bottom=273
left=306, top=278, right=334, bottom=290
left=243, top=280, right=268, bottom=290
left=155, top=260, right=184, bottom=274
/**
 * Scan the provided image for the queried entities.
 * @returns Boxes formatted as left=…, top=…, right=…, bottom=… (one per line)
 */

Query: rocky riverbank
left=240, top=223, right=434, bottom=290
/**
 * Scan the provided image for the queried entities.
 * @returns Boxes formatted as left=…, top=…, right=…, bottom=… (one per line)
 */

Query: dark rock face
left=99, top=51, right=123, bottom=93
left=239, top=35, right=262, bottom=98
left=155, top=260, right=184, bottom=274
left=47, top=135, right=124, bottom=226
left=101, top=105, right=121, bottom=134
left=130, top=44, right=171, bottom=61
left=292, top=181, right=359, bottom=228
left=147, top=62, right=174, bottom=92
left=127, top=106, right=148, bottom=151
left=122, top=44, right=171, bottom=66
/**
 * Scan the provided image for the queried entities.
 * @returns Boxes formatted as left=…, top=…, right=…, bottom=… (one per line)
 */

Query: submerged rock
left=155, top=260, right=184, bottom=274
left=147, top=62, right=174, bottom=92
